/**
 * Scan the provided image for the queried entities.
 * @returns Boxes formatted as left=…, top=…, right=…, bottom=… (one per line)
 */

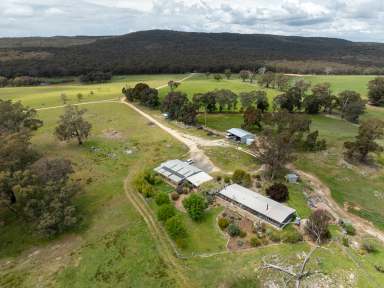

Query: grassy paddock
left=0, top=74, right=186, bottom=109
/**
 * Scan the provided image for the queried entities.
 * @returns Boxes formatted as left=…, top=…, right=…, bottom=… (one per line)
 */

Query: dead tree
left=261, top=245, right=320, bottom=288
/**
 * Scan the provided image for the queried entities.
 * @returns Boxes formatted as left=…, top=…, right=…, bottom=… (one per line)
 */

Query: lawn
left=197, top=113, right=243, bottom=132
left=203, top=146, right=259, bottom=172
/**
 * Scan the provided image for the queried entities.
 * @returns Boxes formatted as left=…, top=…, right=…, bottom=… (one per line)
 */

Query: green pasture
left=2, top=74, right=384, bottom=287
left=0, top=102, right=187, bottom=287
left=301, top=75, right=376, bottom=98
left=0, top=74, right=186, bottom=109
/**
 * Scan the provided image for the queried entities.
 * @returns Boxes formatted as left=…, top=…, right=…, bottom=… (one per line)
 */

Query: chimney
left=266, top=203, right=269, bottom=210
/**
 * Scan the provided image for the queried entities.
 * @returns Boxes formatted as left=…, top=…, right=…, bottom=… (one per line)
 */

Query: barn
left=154, top=159, right=213, bottom=187
left=217, top=184, right=296, bottom=228
left=226, top=128, right=255, bottom=145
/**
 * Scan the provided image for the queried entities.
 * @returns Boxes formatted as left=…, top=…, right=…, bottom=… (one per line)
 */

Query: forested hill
left=1, top=30, right=384, bottom=77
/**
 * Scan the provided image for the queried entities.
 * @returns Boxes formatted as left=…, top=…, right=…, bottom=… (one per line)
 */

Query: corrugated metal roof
left=187, top=172, right=213, bottom=187
left=218, top=184, right=296, bottom=224
left=227, top=128, right=254, bottom=138
left=154, top=159, right=212, bottom=187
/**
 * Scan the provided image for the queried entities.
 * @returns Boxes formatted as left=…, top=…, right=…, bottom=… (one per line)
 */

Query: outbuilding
left=286, top=173, right=299, bottom=183
left=154, top=159, right=213, bottom=187
left=217, top=184, right=296, bottom=228
left=226, top=128, right=255, bottom=145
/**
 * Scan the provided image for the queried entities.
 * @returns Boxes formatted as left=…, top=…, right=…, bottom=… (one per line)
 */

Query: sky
left=0, top=0, right=383, bottom=42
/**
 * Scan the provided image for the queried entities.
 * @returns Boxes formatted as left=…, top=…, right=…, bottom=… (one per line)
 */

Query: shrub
left=269, top=230, right=281, bottom=242
left=227, top=224, right=241, bottom=237
left=282, top=229, right=303, bottom=244
left=342, top=237, right=349, bottom=247
left=165, top=216, right=187, bottom=239
left=171, top=192, right=179, bottom=201
left=232, top=169, right=252, bottom=187
left=155, top=192, right=170, bottom=205
left=250, top=237, right=262, bottom=247
left=266, top=183, right=289, bottom=202
left=343, top=223, right=356, bottom=236
left=239, top=230, right=247, bottom=238
left=141, top=181, right=155, bottom=198
left=176, top=182, right=191, bottom=194
left=216, top=175, right=222, bottom=182
left=218, top=217, right=230, bottom=230
left=182, top=193, right=207, bottom=221
left=375, top=265, right=384, bottom=273
left=224, top=176, right=231, bottom=184
left=157, top=204, right=176, bottom=222
left=362, top=240, right=378, bottom=253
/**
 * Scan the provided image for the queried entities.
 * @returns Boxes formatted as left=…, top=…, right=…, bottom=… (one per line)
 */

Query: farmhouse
left=217, top=184, right=296, bottom=228
left=226, top=128, right=255, bottom=145
left=154, top=159, right=213, bottom=187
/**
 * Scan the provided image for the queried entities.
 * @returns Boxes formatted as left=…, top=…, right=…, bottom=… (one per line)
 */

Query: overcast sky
left=1, top=0, right=383, bottom=42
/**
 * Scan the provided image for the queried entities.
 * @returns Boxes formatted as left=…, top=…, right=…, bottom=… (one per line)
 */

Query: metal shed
left=154, top=159, right=213, bottom=187
left=217, top=184, right=296, bottom=228
left=226, top=128, right=255, bottom=145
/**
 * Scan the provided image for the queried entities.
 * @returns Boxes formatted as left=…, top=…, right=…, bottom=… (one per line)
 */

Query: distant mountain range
left=1, top=30, right=384, bottom=77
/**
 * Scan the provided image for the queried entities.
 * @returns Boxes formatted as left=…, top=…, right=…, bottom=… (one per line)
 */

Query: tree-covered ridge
left=1, top=30, right=384, bottom=77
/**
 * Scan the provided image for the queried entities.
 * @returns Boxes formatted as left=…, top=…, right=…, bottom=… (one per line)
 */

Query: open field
left=0, top=102, right=188, bottom=287
left=0, top=74, right=186, bottom=109
left=1, top=74, right=384, bottom=287
left=301, top=75, right=376, bottom=98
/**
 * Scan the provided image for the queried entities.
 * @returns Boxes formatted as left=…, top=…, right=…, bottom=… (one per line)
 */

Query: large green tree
left=182, top=193, right=207, bottom=221
left=338, top=90, right=366, bottom=123
left=344, top=119, right=384, bottom=163
left=368, top=77, right=384, bottom=106
left=55, top=105, right=92, bottom=145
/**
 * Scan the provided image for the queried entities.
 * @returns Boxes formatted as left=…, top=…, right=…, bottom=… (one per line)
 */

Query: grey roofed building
left=286, top=173, right=299, bottom=183
left=217, top=184, right=296, bottom=228
left=154, top=159, right=213, bottom=187
left=226, top=128, right=255, bottom=145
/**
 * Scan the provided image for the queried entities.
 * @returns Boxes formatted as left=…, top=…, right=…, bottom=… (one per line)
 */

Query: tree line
left=0, top=100, right=92, bottom=237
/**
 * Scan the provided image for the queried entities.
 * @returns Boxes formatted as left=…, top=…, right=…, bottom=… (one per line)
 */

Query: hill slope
left=1, top=30, right=384, bottom=77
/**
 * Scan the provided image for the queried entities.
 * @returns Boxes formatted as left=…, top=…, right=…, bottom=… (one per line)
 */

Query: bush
left=239, top=230, right=247, bottom=238
left=266, top=183, right=289, bottom=202
left=227, top=224, right=241, bottom=237
left=224, top=176, right=231, bottom=184
left=343, top=223, right=356, bottom=236
left=362, top=240, right=378, bottom=253
left=232, top=169, right=252, bottom=187
left=218, top=217, right=230, bottom=230
left=250, top=237, right=262, bottom=247
left=182, top=193, right=207, bottom=221
left=155, top=192, right=170, bottom=205
left=375, top=265, right=384, bottom=273
left=176, top=182, right=191, bottom=194
left=269, top=230, right=281, bottom=242
left=165, top=216, right=187, bottom=239
left=171, top=192, right=179, bottom=201
left=282, top=229, right=303, bottom=244
left=141, top=181, right=155, bottom=198
left=342, top=237, right=349, bottom=247
left=157, top=204, right=176, bottom=222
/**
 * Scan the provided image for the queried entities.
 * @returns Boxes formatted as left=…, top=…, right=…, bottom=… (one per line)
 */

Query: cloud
left=0, top=0, right=383, bottom=42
